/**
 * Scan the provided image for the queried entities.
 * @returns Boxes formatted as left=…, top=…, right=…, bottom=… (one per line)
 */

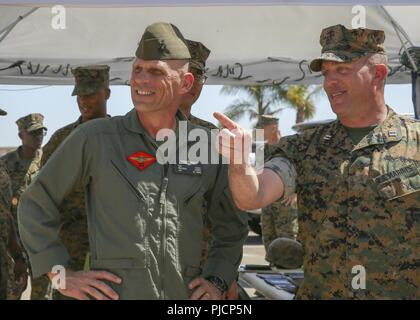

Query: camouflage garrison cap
left=267, top=238, right=303, bottom=269
left=185, top=39, right=210, bottom=73
left=16, top=113, right=47, bottom=132
left=71, top=65, right=110, bottom=96
left=310, top=24, right=386, bottom=72
left=135, top=22, right=191, bottom=60
left=256, top=115, right=279, bottom=128
left=0, top=108, right=6, bottom=116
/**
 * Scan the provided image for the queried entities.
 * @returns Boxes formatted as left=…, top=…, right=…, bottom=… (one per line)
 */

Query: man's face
left=321, top=57, right=375, bottom=119
left=77, top=87, right=109, bottom=121
left=179, top=69, right=205, bottom=109
left=20, top=128, right=45, bottom=150
left=130, top=58, right=189, bottom=114
left=263, top=123, right=281, bottom=143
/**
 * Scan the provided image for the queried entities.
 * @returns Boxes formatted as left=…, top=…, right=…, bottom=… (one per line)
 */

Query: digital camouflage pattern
left=188, top=114, right=218, bottom=268
left=261, top=199, right=298, bottom=252
left=0, top=162, right=12, bottom=299
left=71, top=65, right=110, bottom=96
left=0, top=162, right=24, bottom=300
left=1, top=148, right=43, bottom=299
left=40, top=117, right=88, bottom=300
left=310, top=24, right=386, bottom=72
left=188, top=114, right=218, bottom=131
left=266, top=107, right=420, bottom=299
left=15, top=113, right=46, bottom=132
left=1, top=147, right=42, bottom=221
left=185, top=39, right=210, bottom=73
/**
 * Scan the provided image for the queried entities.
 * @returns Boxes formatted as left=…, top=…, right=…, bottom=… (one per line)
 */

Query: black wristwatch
left=205, top=276, right=228, bottom=294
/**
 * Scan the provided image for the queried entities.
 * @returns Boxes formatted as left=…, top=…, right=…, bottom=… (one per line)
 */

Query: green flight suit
left=18, top=109, right=248, bottom=300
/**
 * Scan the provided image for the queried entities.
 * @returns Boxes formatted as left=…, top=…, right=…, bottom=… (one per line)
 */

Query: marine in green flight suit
left=18, top=22, right=248, bottom=300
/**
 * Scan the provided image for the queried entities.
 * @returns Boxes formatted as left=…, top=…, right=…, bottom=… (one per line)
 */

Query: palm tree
left=280, top=85, right=323, bottom=124
left=221, top=84, right=322, bottom=125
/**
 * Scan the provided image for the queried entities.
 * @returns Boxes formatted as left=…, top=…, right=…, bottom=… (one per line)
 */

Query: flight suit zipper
left=159, top=165, right=169, bottom=299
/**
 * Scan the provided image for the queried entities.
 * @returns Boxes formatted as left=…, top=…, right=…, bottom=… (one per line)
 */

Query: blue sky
left=0, top=83, right=415, bottom=147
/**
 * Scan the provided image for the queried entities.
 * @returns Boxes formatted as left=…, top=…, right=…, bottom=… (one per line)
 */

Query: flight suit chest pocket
left=109, top=159, right=147, bottom=202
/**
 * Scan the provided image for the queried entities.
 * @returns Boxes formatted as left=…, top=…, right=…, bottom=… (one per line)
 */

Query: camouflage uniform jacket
left=188, top=114, right=218, bottom=267
left=188, top=114, right=218, bottom=131
left=266, top=107, right=420, bottom=299
left=0, top=163, right=12, bottom=299
left=41, top=117, right=88, bottom=271
left=0, top=162, right=20, bottom=300
left=1, top=147, right=42, bottom=221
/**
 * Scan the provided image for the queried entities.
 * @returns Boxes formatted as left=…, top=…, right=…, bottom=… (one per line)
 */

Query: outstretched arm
left=213, top=112, right=291, bottom=211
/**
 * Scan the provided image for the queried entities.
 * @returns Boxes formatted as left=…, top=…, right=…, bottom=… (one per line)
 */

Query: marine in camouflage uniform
left=0, top=160, right=12, bottom=299
left=1, top=113, right=46, bottom=299
left=256, top=115, right=299, bottom=256
left=1, top=114, right=45, bottom=222
left=263, top=25, right=420, bottom=299
left=0, top=109, right=28, bottom=300
left=179, top=39, right=217, bottom=268
left=39, top=65, right=111, bottom=300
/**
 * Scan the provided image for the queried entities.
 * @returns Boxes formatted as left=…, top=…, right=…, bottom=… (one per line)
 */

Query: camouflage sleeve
left=263, top=132, right=314, bottom=199
left=0, top=165, right=12, bottom=298
left=41, top=129, right=67, bottom=167
left=0, top=165, right=12, bottom=244
left=264, top=157, right=297, bottom=199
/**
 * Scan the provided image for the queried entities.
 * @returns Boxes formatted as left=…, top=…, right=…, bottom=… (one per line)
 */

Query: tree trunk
left=296, top=108, right=305, bottom=124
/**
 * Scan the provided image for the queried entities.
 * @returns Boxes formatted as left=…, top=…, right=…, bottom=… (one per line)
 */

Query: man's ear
left=180, top=72, right=194, bottom=94
left=105, top=87, right=111, bottom=100
left=374, top=64, right=388, bottom=85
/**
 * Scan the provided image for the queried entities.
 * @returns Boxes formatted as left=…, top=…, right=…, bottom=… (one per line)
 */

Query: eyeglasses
left=29, top=129, right=47, bottom=137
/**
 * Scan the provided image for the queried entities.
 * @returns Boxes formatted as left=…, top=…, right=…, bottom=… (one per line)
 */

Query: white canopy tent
left=0, top=1, right=419, bottom=116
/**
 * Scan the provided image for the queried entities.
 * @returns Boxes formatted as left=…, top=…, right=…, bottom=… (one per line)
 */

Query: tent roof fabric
left=0, top=4, right=419, bottom=85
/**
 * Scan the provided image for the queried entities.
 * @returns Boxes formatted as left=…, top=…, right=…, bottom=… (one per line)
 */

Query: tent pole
left=412, top=72, right=420, bottom=120
left=380, top=6, right=418, bottom=119
left=380, top=6, right=417, bottom=71
left=0, top=7, right=39, bottom=44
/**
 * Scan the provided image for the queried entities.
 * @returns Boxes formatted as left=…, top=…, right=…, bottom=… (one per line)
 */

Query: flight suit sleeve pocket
left=377, top=175, right=420, bottom=201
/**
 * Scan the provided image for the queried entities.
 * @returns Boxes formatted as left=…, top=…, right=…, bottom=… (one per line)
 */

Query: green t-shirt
left=344, top=125, right=378, bottom=145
